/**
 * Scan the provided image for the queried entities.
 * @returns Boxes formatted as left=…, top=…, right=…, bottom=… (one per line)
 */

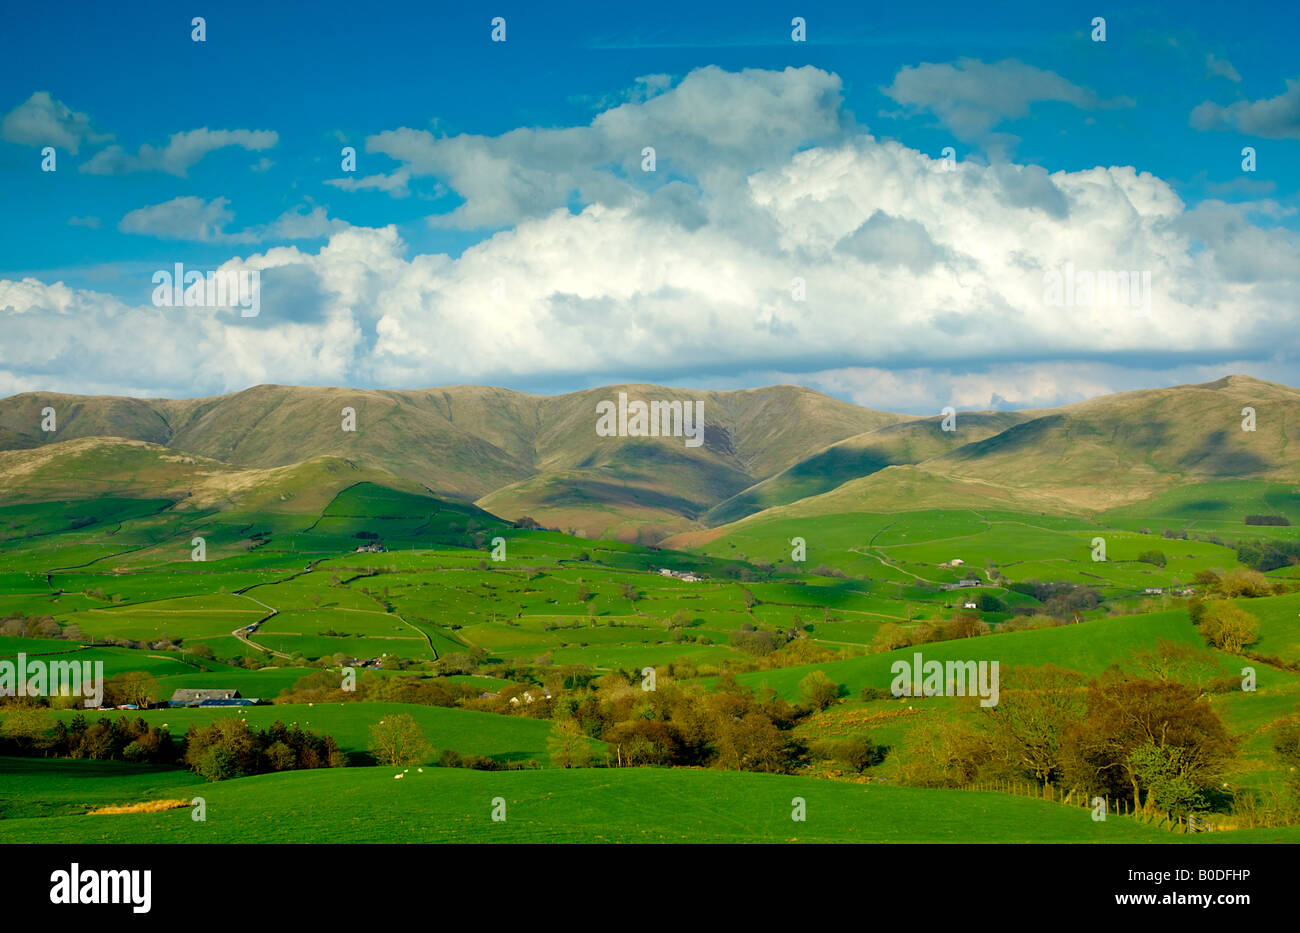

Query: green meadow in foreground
left=5, top=759, right=1298, bottom=844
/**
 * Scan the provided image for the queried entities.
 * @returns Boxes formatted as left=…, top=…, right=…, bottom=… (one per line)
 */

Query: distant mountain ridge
left=0, top=382, right=899, bottom=540
left=2, top=375, right=1297, bottom=542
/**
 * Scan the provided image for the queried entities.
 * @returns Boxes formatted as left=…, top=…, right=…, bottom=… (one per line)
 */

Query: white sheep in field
left=417, top=768, right=423, bottom=773
left=394, top=773, right=404, bottom=779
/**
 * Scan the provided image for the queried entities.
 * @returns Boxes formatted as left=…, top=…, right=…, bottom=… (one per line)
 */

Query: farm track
left=232, top=592, right=291, bottom=659
left=849, top=545, right=930, bottom=584
left=220, top=558, right=442, bottom=661
left=391, top=611, right=438, bottom=659
left=349, top=592, right=441, bottom=660
left=854, top=520, right=939, bottom=585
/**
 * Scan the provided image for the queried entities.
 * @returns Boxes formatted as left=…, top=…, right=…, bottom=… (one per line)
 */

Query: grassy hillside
left=0, top=382, right=899, bottom=541
left=5, top=376, right=1298, bottom=540
left=731, top=610, right=1231, bottom=700
left=0, top=437, right=432, bottom=517
left=706, top=411, right=1031, bottom=525
left=933, top=375, right=1300, bottom=512
left=9, top=760, right=1293, bottom=844
left=682, top=376, right=1300, bottom=533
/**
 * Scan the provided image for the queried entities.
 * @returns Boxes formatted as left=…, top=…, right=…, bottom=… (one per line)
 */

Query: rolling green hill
left=932, top=375, right=1300, bottom=512
left=674, top=376, right=1300, bottom=544
left=9, top=760, right=1294, bottom=844
left=730, top=610, right=1225, bottom=701
left=705, top=411, right=1032, bottom=525
left=4, top=376, right=1298, bottom=542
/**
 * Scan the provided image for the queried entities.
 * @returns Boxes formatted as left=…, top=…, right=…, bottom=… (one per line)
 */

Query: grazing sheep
left=394, top=773, right=404, bottom=779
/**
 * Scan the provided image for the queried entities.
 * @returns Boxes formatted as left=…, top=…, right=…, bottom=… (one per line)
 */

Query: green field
left=3, top=477, right=1298, bottom=844
left=6, top=761, right=1297, bottom=844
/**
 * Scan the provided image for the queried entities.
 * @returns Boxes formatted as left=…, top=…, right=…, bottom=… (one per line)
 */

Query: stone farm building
left=658, top=568, right=702, bottom=582
left=169, top=689, right=261, bottom=708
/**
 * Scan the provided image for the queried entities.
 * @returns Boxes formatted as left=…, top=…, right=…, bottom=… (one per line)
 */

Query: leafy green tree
left=836, top=735, right=883, bottom=773
left=547, top=718, right=592, bottom=768
left=982, top=664, right=1086, bottom=786
left=799, top=670, right=840, bottom=711
left=0, top=705, right=52, bottom=753
left=1273, top=716, right=1300, bottom=803
left=197, top=746, right=238, bottom=782
left=1128, top=741, right=1207, bottom=818
left=975, top=593, right=1005, bottom=613
left=367, top=713, right=431, bottom=767
left=105, top=671, right=158, bottom=708
left=872, top=622, right=911, bottom=653
left=1062, top=675, right=1235, bottom=812
left=1136, top=550, right=1167, bottom=568
left=1197, top=604, right=1259, bottom=653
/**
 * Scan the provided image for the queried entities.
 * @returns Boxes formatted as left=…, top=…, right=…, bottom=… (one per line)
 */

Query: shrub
left=798, top=671, right=840, bottom=711
left=1197, top=604, right=1259, bottom=653
left=1136, top=550, right=1166, bottom=568
left=836, top=735, right=884, bottom=773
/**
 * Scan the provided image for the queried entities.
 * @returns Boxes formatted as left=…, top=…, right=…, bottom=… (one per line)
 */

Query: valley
left=1, top=375, right=1299, bottom=843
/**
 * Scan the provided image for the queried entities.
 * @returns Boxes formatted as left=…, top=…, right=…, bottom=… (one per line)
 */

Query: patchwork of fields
left=2, top=478, right=1299, bottom=843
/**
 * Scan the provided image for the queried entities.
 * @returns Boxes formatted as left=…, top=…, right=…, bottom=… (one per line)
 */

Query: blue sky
left=1, top=0, right=1297, bottom=410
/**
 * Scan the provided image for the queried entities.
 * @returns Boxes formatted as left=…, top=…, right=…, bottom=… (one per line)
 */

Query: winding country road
left=232, top=592, right=292, bottom=659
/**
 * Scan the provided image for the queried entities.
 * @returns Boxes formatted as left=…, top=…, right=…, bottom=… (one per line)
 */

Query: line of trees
left=0, top=612, right=80, bottom=640
left=182, top=718, right=347, bottom=781
left=899, top=656, right=1241, bottom=820
left=0, top=710, right=175, bottom=764
left=544, top=671, right=820, bottom=773
left=1237, top=537, right=1300, bottom=571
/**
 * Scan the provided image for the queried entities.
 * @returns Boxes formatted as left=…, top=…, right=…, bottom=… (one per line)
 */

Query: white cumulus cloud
left=1, top=91, right=111, bottom=154
left=0, top=67, right=1296, bottom=409
left=81, top=128, right=278, bottom=176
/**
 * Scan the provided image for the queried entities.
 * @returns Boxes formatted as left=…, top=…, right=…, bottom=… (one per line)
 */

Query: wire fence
left=958, top=779, right=1209, bottom=832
